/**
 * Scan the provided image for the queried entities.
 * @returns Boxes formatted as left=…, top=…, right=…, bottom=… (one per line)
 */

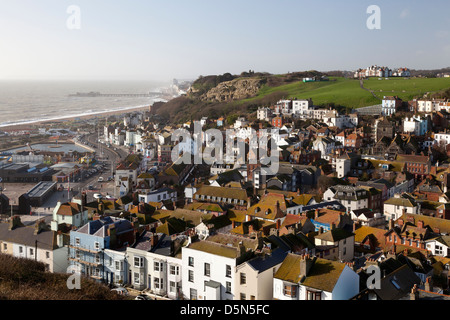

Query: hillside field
left=243, top=76, right=450, bottom=109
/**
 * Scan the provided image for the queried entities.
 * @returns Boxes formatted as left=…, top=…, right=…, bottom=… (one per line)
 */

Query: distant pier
left=69, top=91, right=160, bottom=98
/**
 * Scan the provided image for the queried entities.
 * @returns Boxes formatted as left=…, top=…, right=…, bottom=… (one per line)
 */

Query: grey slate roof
left=0, top=223, right=57, bottom=251
left=245, top=235, right=291, bottom=273
left=373, top=265, right=421, bottom=300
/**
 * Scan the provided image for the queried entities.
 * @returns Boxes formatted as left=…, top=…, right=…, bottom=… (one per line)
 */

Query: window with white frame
left=226, top=265, right=231, bottom=278
left=170, top=265, right=179, bottom=275
left=134, top=256, right=144, bottom=268
left=226, top=281, right=231, bottom=293
left=134, top=272, right=140, bottom=285
left=115, top=274, right=123, bottom=283
left=170, top=281, right=176, bottom=293
left=283, top=284, right=297, bottom=297
left=307, top=290, right=322, bottom=300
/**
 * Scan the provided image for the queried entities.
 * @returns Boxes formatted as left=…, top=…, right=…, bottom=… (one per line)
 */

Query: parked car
left=111, top=287, right=128, bottom=296
left=135, top=294, right=151, bottom=300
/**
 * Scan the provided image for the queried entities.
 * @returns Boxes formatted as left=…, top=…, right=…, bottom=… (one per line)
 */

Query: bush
left=0, top=254, right=125, bottom=300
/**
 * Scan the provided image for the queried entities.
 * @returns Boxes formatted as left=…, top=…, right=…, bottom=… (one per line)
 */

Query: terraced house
left=385, top=213, right=450, bottom=255
left=235, top=235, right=290, bottom=300
left=193, top=185, right=249, bottom=210
left=246, top=193, right=286, bottom=230
left=68, top=217, right=136, bottom=283
left=0, top=216, right=68, bottom=273
left=127, top=231, right=184, bottom=299
left=181, top=233, right=261, bottom=300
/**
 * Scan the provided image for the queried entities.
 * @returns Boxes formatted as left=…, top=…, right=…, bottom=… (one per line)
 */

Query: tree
left=226, top=114, right=239, bottom=125
left=317, top=175, right=335, bottom=192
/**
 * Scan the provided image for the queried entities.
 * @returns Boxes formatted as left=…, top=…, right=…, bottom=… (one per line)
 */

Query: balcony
left=69, top=244, right=101, bottom=254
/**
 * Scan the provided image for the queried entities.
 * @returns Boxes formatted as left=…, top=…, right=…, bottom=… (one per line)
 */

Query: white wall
left=182, top=247, right=236, bottom=300
left=383, top=203, right=418, bottom=221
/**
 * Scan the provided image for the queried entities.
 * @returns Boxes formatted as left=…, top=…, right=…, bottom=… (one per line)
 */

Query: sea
left=0, top=80, right=170, bottom=128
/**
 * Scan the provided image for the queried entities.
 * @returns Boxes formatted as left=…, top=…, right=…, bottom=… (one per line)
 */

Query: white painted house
left=181, top=235, right=260, bottom=300
left=383, top=194, right=420, bottom=221
left=323, top=185, right=370, bottom=213
left=0, top=217, right=69, bottom=273
left=313, top=136, right=336, bottom=160
left=291, top=99, right=312, bottom=118
left=434, top=132, right=450, bottom=146
left=50, top=200, right=89, bottom=232
left=138, top=187, right=177, bottom=204
left=126, top=232, right=184, bottom=300
left=403, top=115, right=428, bottom=136
left=273, top=254, right=359, bottom=300
left=425, top=236, right=450, bottom=258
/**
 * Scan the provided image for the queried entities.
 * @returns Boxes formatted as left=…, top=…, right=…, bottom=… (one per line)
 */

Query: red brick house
left=344, top=133, right=363, bottom=149
left=396, top=154, right=431, bottom=181
left=272, top=116, right=288, bottom=128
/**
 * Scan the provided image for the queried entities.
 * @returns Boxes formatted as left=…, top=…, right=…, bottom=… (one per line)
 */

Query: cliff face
left=200, top=77, right=265, bottom=102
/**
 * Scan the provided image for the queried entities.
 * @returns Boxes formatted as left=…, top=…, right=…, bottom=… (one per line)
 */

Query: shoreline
left=0, top=103, right=162, bottom=132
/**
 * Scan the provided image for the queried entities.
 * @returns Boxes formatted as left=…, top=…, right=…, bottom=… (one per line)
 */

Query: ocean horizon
left=0, top=79, right=170, bottom=128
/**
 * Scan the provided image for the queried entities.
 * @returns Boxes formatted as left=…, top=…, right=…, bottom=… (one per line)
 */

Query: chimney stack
left=108, top=223, right=117, bottom=247
left=315, top=209, right=320, bottom=219
left=299, top=254, right=315, bottom=278
left=239, top=241, right=246, bottom=256
left=150, top=233, right=159, bottom=247
left=389, top=218, right=395, bottom=230
left=8, top=216, right=23, bottom=231
left=410, top=284, right=419, bottom=300
left=34, top=218, right=47, bottom=235
left=424, top=277, right=433, bottom=292
left=256, top=231, right=263, bottom=250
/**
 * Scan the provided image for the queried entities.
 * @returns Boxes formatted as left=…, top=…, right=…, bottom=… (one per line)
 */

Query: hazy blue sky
left=0, top=0, right=449, bottom=81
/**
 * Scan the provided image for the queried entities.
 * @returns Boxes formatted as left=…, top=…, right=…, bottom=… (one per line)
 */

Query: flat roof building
left=27, top=181, right=57, bottom=207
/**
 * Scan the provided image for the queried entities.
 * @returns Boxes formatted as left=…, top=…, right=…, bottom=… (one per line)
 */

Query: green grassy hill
left=152, top=73, right=450, bottom=123
left=363, top=77, right=450, bottom=101
left=243, top=76, right=450, bottom=109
